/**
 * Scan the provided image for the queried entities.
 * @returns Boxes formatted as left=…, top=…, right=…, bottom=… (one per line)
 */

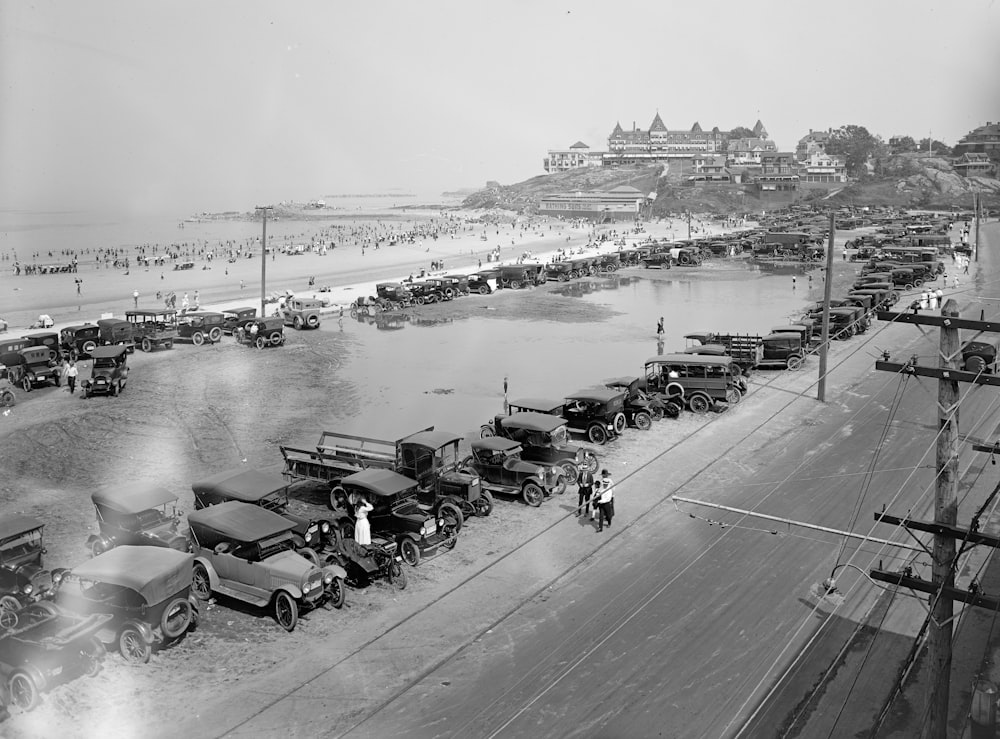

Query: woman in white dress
left=354, top=497, right=374, bottom=546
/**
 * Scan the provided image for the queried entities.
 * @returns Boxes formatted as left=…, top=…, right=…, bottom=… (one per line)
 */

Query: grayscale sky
left=1, top=0, right=998, bottom=217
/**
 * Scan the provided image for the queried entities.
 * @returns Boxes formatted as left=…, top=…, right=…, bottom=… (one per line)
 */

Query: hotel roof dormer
left=649, top=113, right=668, bottom=133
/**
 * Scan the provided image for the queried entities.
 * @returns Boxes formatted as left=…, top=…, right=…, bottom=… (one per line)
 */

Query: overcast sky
left=1, top=0, right=998, bottom=217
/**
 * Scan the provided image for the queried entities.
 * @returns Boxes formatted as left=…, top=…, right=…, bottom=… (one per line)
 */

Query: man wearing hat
left=595, top=469, right=615, bottom=532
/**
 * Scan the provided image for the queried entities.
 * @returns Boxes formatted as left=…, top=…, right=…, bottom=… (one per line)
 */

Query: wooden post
left=925, top=298, right=961, bottom=739
left=974, top=191, right=981, bottom=263
left=256, top=206, right=270, bottom=319
left=817, top=212, right=835, bottom=401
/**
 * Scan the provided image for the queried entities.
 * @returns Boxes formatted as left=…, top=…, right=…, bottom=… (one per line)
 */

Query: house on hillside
left=537, top=185, right=646, bottom=221
left=797, top=152, right=848, bottom=186
left=953, top=122, right=1000, bottom=156
left=795, top=129, right=832, bottom=161
left=953, top=153, right=995, bottom=177
left=543, top=142, right=602, bottom=173
left=686, top=155, right=734, bottom=183
left=755, top=152, right=799, bottom=193
left=726, top=137, right=777, bottom=166
left=602, top=113, right=765, bottom=166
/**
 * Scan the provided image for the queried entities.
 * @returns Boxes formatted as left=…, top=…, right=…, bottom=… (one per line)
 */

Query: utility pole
left=974, top=190, right=981, bottom=263
left=686, top=210, right=691, bottom=240
left=817, top=212, right=835, bottom=401
left=256, top=206, right=272, bottom=319
left=869, top=303, right=1000, bottom=738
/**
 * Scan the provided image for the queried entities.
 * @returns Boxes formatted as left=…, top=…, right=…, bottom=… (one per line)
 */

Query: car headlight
left=321, top=522, right=331, bottom=534
left=302, top=581, right=312, bottom=593
left=419, top=525, right=428, bottom=536
left=22, top=584, right=33, bottom=595
left=324, top=573, right=333, bottom=585
left=304, top=532, right=313, bottom=543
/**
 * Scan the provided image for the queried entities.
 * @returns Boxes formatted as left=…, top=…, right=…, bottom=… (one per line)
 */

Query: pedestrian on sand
left=935, top=287, right=944, bottom=305
left=596, top=469, right=615, bottom=532
left=64, top=359, right=78, bottom=395
left=132, top=289, right=139, bottom=309
left=576, top=468, right=595, bottom=517
left=354, top=496, right=374, bottom=546
left=919, top=290, right=929, bottom=310
left=656, top=317, right=664, bottom=338
left=964, top=258, right=970, bottom=275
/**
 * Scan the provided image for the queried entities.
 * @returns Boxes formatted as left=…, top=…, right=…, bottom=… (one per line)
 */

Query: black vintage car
left=236, top=317, right=285, bottom=349
left=468, top=269, right=499, bottom=294
left=396, top=430, right=492, bottom=521
left=191, top=468, right=332, bottom=557
left=0, top=517, right=64, bottom=616
left=87, top=486, right=189, bottom=556
left=602, top=377, right=658, bottom=428
left=507, top=393, right=626, bottom=446
left=54, top=546, right=199, bottom=665
left=480, top=412, right=599, bottom=482
left=5, top=346, right=60, bottom=392
left=331, top=469, right=460, bottom=567
left=126, top=308, right=178, bottom=352
left=460, top=437, right=562, bottom=507
left=177, top=311, right=225, bottom=345
left=97, top=318, right=135, bottom=353
left=221, top=306, right=257, bottom=335
left=407, top=282, right=446, bottom=304
left=59, top=324, right=101, bottom=360
left=82, top=345, right=129, bottom=398
left=0, top=601, right=109, bottom=711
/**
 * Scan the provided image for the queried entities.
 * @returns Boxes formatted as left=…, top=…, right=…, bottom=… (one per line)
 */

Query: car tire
left=82, top=340, right=97, bottom=354
left=118, top=626, right=151, bottom=664
left=299, top=547, right=320, bottom=565
left=0, top=389, right=14, bottom=407
left=479, top=425, right=496, bottom=438
left=0, top=595, right=20, bottom=628
left=580, top=452, right=599, bottom=473
left=9, top=670, right=40, bottom=712
left=191, top=563, right=212, bottom=601
left=193, top=332, right=205, bottom=346
left=648, top=405, right=664, bottom=421
left=634, top=411, right=652, bottom=430
left=255, top=337, right=266, bottom=350
left=727, top=388, right=742, bottom=405
left=269, top=332, right=282, bottom=346
left=612, top=412, right=627, bottom=435
left=688, top=393, right=711, bottom=414
left=522, top=482, right=544, bottom=507
left=510, top=280, right=521, bottom=289
left=475, top=490, right=494, bottom=517
left=478, top=285, right=489, bottom=295
left=551, top=474, right=567, bottom=495
left=389, top=560, right=408, bottom=590
left=665, top=382, right=685, bottom=400
left=274, top=591, right=298, bottom=632
left=22, top=376, right=32, bottom=393
left=587, top=424, right=608, bottom=445
left=399, top=538, right=421, bottom=567
left=328, top=577, right=345, bottom=608
left=438, top=502, right=464, bottom=533
left=160, top=597, right=193, bottom=639
left=209, top=327, right=223, bottom=343
left=307, top=314, right=319, bottom=328
left=558, top=460, right=579, bottom=483
left=293, top=316, right=303, bottom=330
left=786, top=355, right=804, bottom=371
left=141, top=338, right=152, bottom=352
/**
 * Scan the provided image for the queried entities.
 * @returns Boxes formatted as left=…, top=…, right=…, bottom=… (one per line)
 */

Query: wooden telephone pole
left=871, top=303, right=1000, bottom=738
left=817, top=212, right=835, bottom=402
left=255, top=206, right=272, bottom=319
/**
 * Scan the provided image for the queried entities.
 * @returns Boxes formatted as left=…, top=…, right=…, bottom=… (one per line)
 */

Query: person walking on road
left=595, top=469, right=615, bottom=532
left=576, top=468, right=595, bottom=517
left=132, top=290, right=139, bottom=309
left=64, top=359, right=78, bottom=394
left=656, top=316, right=664, bottom=339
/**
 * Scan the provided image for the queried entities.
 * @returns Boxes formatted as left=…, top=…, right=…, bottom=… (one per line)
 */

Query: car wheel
left=328, top=577, right=345, bottom=608
left=209, top=327, right=223, bottom=343
left=665, top=401, right=683, bottom=418
left=0, top=595, right=20, bottom=628
left=966, top=355, right=987, bottom=373
left=480, top=425, right=496, bottom=438
left=612, top=412, right=627, bottom=435
left=269, top=332, right=282, bottom=346
left=551, top=474, right=567, bottom=495
left=160, top=597, right=193, bottom=639
left=688, top=393, right=711, bottom=414
left=165, top=340, right=173, bottom=349
left=522, top=482, right=544, bottom=507
left=559, top=460, right=579, bottom=482
left=9, top=671, right=39, bottom=712
left=307, top=314, right=319, bottom=328
left=786, top=355, right=804, bottom=371
left=438, top=502, right=464, bottom=533
left=118, top=626, right=151, bottom=664
left=255, top=337, right=266, bottom=349
left=389, top=560, right=408, bottom=590
left=192, top=332, right=205, bottom=346
left=648, top=405, right=664, bottom=421
left=665, top=382, right=685, bottom=400
left=22, top=376, right=32, bottom=393
left=587, top=424, right=608, bottom=445
left=510, top=280, right=521, bottom=289
left=141, top=338, right=152, bottom=352
left=727, top=388, right=742, bottom=405
left=581, top=453, right=599, bottom=474
left=634, top=412, right=652, bottom=430
left=274, top=591, right=298, bottom=632
left=398, top=538, right=421, bottom=567
left=299, top=547, right=320, bottom=565
left=191, top=563, right=212, bottom=601
left=475, top=490, right=494, bottom=517
left=293, top=316, right=303, bottom=330
left=478, top=285, right=489, bottom=295
left=82, top=340, right=97, bottom=354
left=0, top=389, right=14, bottom=407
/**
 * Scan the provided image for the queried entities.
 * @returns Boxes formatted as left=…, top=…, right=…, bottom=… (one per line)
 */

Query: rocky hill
left=464, top=154, right=999, bottom=216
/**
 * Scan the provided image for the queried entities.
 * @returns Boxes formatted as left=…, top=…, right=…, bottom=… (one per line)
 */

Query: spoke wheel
left=193, top=332, right=205, bottom=346
left=522, top=482, right=544, bottom=507
left=438, top=502, right=464, bottom=533
left=688, top=394, right=711, bottom=414
left=191, top=563, right=212, bottom=601
left=587, top=424, right=608, bottom=445
left=118, top=626, right=151, bottom=664
left=9, top=671, right=39, bottom=712
left=399, top=538, right=421, bottom=566
left=274, top=591, right=298, bottom=631
left=328, top=577, right=345, bottom=609
left=160, top=598, right=192, bottom=639
left=559, top=460, right=579, bottom=482
left=634, top=412, right=652, bottom=430
left=389, top=560, right=408, bottom=590
left=612, top=412, right=627, bottom=435
left=786, top=355, right=803, bottom=371
left=475, top=490, right=494, bottom=516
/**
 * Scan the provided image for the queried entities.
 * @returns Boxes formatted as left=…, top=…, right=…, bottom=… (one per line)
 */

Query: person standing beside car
left=596, top=469, right=615, bottom=532
left=354, top=497, right=374, bottom=546
left=576, top=468, right=594, bottom=517
left=64, top=359, right=78, bottom=394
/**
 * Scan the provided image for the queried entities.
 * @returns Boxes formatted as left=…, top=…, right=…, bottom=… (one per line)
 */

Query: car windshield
left=93, top=357, right=119, bottom=369
left=0, top=529, right=43, bottom=562
left=257, top=533, right=296, bottom=560
left=134, top=507, right=171, bottom=529
left=258, top=491, right=288, bottom=512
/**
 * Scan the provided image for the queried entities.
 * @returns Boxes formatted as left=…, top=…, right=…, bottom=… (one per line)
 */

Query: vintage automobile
left=396, top=429, right=493, bottom=521
left=53, top=546, right=199, bottom=664
left=326, top=536, right=407, bottom=590
left=191, top=468, right=332, bottom=557
left=468, top=270, right=498, bottom=294
left=0, top=377, right=14, bottom=407
left=426, top=276, right=466, bottom=299
left=126, top=308, right=178, bottom=352
left=187, top=501, right=346, bottom=631
left=82, top=345, right=129, bottom=398
left=644, top=354, right=739, bottom=413
left=498, top=264, right=544, bottom=289
left=59, top=324, right=101, bottom=360
left=544, top=261, right=574, bottom=282
left=604, top=376, right=679, bottom=422
left=6, top=346, right=61, bottom=392
left=0, top=516, right=64, bottom=616
left=330, top=469, right=460, bottom=567
left=282, top=297, right=323, bottom=329
left=407, top=281, right=446, bottom=304
left=506, top=394, right=625, bottom=446
left=759, top=333, right=806, bottom=370
left=97, top=318, right=135, bottom=352
left=596, top=253, right=621, bottom=273
left=375, top=282, right=415, bottom=309
left=460, top=437, right=562, bottom=507
left=0, top=601, right=109, bottom=711
left=962, top=341, right=998, bottom=373
left=87, top=486, right=189, bottom=556
left=177, top=311, right=225, bottom=345
left=481, top=412, right=599, bottom=482
left=23, top=332, right=60, bottom=354
left=221, top=306, right=257, bottom=335
left=237, top=317, right=286, bottom=349
left=567, top=256, right=597, bottom=278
